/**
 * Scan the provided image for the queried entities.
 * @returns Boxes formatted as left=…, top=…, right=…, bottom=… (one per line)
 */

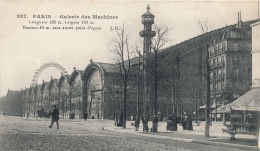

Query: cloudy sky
left=0, top=0, right=259, bottom=96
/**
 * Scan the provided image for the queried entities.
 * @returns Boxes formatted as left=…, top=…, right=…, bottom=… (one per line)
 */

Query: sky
left=0, top=0, right=259, bottom=97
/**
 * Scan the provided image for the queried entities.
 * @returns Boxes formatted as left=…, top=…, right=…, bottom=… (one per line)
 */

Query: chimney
left=238, top=12, right=240, bottom=24
left=240, top=10, right=241, bottom=22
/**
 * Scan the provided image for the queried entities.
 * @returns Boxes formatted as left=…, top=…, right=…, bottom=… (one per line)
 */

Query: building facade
left=209, top=14, right=253, bottom=120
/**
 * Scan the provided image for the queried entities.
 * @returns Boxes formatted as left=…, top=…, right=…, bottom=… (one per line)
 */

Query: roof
left=64, top=75, right=71, bottom=81
left=142, top=11, right=154, bottom=17
left=97, top=62, right=120, bottom=74
left=77, top=70, right=85, bottom=76
left=142, top=6, right=154, bottom=17
left=6, top=90, right=21, bottom=98
left=69, top=70, right=84, bottom=84
left=225, top=88, right=260, bottom=111
left=168, top=19, right=258, bottom=54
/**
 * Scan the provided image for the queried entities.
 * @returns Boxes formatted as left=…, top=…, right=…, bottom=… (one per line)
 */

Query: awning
left=225, top=88, right=260, bottom=111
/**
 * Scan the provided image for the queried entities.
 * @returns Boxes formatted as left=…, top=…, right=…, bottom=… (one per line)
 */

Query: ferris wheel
left=31, top=62, right=68, bottom=86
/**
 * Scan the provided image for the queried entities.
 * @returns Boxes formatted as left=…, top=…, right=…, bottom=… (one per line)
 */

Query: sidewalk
left=104, top=121, right=259, bottom=150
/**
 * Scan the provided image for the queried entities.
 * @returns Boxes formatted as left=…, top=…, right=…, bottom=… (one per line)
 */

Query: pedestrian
left=178, top=116, right=182, bottom=126
left=142, top=114, right=149, bottom=132
left=152, top=114, right=159, bottom=132
left=117, top=109, right=123, bottom=127
left=27, top=112, right=29, bottom=119
left=172, top=114, right=178, bottom=131
left=83, top=110, right=88, bottom=121
left=182, top=116, right=187, bottom=130
left=158, top=109, right=162, bottom=121
left=167, top=115, right=174, bottom=131
left=49, top=105, right=60, bottom=129
left=186, top=115, right=193, bottom=131
left=134, top=118, right=140, bottom=131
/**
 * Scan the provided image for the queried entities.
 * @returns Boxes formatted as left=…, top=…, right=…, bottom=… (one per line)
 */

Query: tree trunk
left=205, top=45, right=211, bottom=137
left=215, top=95, right=217, bottom=122
left=123, top=80, right=127, bottom=128
left=195, top=97, right=198, bottom=122
left=154, top=51, right=158, bottom=115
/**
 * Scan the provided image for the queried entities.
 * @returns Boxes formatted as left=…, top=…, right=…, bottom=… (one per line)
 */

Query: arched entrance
left=88, top=70, right=103, bottom=119
left=82, top=62, right=106, bottom=120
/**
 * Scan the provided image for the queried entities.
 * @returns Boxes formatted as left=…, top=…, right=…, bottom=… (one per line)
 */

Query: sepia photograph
left=0, top=0, right=260, bottom=150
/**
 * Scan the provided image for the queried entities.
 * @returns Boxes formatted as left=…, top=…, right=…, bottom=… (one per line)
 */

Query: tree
left=136, top=24, right=172, bottom=116
left=198, top=19, right=211, bottom=137
left=71, top=79, right=83, bottom=118
left=150, top=24, right=171, bottom=115
left=60, top=82, right=69, bottom=119
left=110, top=23, right=131, bottom=128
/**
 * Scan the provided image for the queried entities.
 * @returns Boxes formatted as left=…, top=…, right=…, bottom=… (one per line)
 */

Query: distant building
left=1, top=90, right=22, bottom=116
left=209, top=13, right=253, bottom=120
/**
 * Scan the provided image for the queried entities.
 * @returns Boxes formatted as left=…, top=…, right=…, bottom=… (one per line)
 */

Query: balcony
left=210, top=62, right=225, bottom=70
left=139, top=30, right=156, bottom=37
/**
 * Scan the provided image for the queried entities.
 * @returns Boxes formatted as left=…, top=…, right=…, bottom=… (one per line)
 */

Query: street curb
left=104, top=127, right=259, bottom=150
left=192, top=139, right=259, bottom=150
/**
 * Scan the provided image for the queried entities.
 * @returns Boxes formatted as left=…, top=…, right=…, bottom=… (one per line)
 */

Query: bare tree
left=60, top=82, right=69, bottom=119
left=71, top=80, right=83, bottom=118
left=136, top=24, right=172, bottom=116
left=150, top=24, right=171, bottom=115
left=110, top=23, right=131, bottom=128
left=198, top=19, right=211, bottom=137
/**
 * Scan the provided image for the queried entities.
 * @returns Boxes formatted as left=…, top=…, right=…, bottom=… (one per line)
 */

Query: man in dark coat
left=83, top=110, right=88, bottom=121
left=152, top=114, right=159, bottom=132
left=172, top=114, right=179, bottom=131
left=142, top=114, right=149, bottom=132
left=117, top=109, right=123, bottom=127
left=134, top=118, right=140, bottom=131
left=186, top=115, right=193, bottom=131
left=49, top=105, right=60, bottom=129
left=182, top=116, right=187, bottom=130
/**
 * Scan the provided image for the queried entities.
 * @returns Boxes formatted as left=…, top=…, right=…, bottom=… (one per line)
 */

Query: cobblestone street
left=0, top=116, right=254, bottom=151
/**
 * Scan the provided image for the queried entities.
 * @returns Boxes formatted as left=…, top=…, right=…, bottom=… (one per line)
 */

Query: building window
left=220, top=82, right=223, bottom=91
left=210, top=72, right=213, bottom=81
left=222, top=42, right=226, bottom=52
left=209, top=59, right=213, bottom=67
left=222, top=68, right=225, bottom=78
left=210, top=49, right=214, bottom=56
left=213, top=58, right=216, bottom=66
left=218, top=69, right=222, bottom=79
left=221, top=55, right=224, bottom=65
left=213, top=71, right=216, bottom=81
left=213, top=83, right=216, bottom=92
left=218, top=45, right=221, bottom=53
left=217, top=57, right=221, bottom=65
left=215, top=82, right=219, bottom=92
left=214, top=47, right=217, bottom=55
left=232, top=54, right=238, bottom=65
left=233, top=67, right=239, bottom=79
left=233, top=42, right=238, bottom=51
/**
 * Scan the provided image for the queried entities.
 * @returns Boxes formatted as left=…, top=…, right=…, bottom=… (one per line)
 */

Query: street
left=0, top=116, right=254, bottom=151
